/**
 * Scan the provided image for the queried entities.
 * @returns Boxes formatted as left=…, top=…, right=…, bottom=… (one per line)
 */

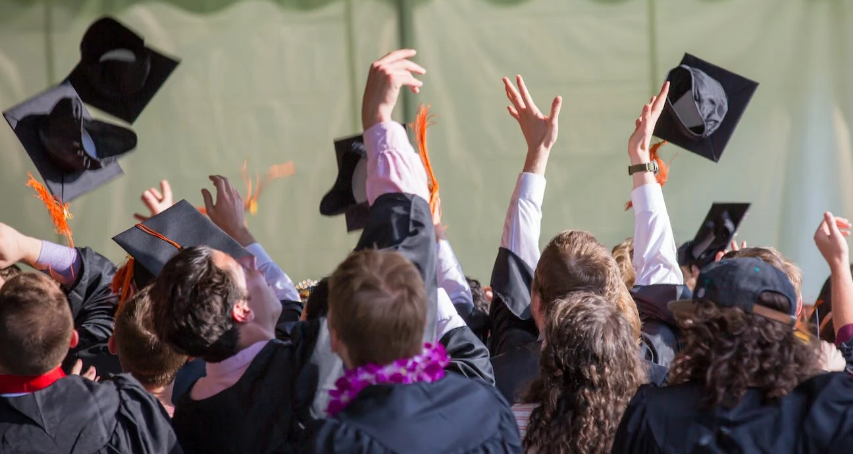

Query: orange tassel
left=111, top=258, right=135, bottom=307
left=411, top=104, right=441, bottom=224
left=625, top=141, right=669, bottom=211
left=197, top=161, right=295, bottom=218
left=26, top=171, right=74, bottom=248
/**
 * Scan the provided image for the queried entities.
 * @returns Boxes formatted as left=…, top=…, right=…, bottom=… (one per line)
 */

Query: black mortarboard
left=654, top=54, right=758, bottom=162
left=677, top=203, right=750, bottom=270
left=67, top=16, right=179, bottom=124
left=320, top=125, right=407, bottom=232
left=3, top=83, right=136, bottom=202
left=113, top=199, right=251, bottom=281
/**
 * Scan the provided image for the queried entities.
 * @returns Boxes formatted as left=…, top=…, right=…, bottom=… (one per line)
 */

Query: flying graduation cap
left=112, top=200, right=252, bottom=303
left=654, top=54, right=759, bottom=162
left=67, top=16, right=180, bottom=124
left=319, top=132, right=373, bottom=232
left=677, top=203, right=750, bottom=270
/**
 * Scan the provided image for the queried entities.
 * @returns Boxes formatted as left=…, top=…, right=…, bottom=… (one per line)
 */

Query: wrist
left=523, top=147, right=551, bottom=175
left=21, top=235, right=43, bottom=266
left=830, top=258, right=852, bottom=275
left=230, top=228, right=256, bottom=248
left=362, top=112, right=391, bottom=132
left=628, top=151, right=651, bottom=166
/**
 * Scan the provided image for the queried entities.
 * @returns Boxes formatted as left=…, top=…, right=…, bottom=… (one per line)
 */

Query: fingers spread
left=377, top=49, right=417, bottom=66
left=160, top=180, right=173, bottom=200
left=507, top=105, right=520, bottom=120
left=503, top=77, right=525, bottom=110
left=516, top=75, right=539, bottom=113
left=201, top=188, right=214, bottom=212
left=549, top=96, right=563, bottom=124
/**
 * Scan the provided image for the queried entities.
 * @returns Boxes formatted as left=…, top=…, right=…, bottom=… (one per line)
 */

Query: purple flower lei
left=327, top=342, right=451, bottom=416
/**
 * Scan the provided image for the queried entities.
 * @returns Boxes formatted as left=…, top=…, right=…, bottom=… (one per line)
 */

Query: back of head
left=535, top=230, right=640, bottom=338
left=612, top=238, right=636, bottom=289
left=303, top=277, right=330, bottom=321
left=670, top=259, right=819, bottom=407
left=114, top=286, right=188, bottom=387
left=0, top=273, right=73, bottom=375
left=466, top=277, right=490, bottom=315
left=724, top=247, right=803, bottom=299
left=149, top=246, right=243, bottom=363
left=328, top=250, right=426, bottom=367
left=524, top=292, right=644, bottom=454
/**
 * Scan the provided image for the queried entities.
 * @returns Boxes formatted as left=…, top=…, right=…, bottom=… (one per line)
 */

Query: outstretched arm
left=813, top=211, right=853, bottom=372
left=628, top=82, right=683, bottom=286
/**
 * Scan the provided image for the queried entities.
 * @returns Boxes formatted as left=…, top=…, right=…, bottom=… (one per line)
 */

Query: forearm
left=631, top=185, right=682, bottom=286
left=500, top=173, right=545, bottom=270
left=436, top=239, right=473, bottom=311
left=33, top=240, right=82, bottom=287
left=364, top=122, right=429, bottom=203
left=831, top=263, right=853, bottom=341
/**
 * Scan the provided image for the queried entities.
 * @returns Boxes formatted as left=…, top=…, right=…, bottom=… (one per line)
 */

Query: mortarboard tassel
left=26, top=171, right=74, bottom=248
left=111, top=258, right=135, bottom=307
left=198, top=161, right=295, bottom=218
left=625, top=141, right=670, bottom=211
left=411, top=104, right=441, bottom=224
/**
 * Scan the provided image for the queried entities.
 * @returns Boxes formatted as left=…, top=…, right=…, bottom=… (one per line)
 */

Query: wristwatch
left=628, top=161, right=659, bottom=176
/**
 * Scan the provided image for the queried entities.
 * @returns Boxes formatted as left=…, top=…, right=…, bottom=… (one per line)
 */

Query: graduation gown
left=0, top=374, right=180, bottom=453
left=308, top=373, right=522, bottom=454
left=632, top=284, right=691, bottom=370
left=612, top=372, right=853, bottom=454
left=171, top=340, right=313, bottom=454
left=61, top=247, right=122, bottom=376
left=488, top=248, right=668, bottom=403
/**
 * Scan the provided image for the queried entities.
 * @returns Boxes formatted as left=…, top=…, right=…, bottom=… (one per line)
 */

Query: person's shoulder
left=309, top=418, right=391, bottom=454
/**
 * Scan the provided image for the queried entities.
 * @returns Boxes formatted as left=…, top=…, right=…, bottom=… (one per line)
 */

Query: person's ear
left=107, top=336, right=117, bottom=356
left=69, top=330, right=79, bottom=349
left=232, top=299, right=254, bottom=323
left=797, top=296, right=803, bottom=317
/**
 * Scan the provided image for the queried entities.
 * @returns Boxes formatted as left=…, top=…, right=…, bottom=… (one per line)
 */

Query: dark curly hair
left=466, top=277, right=490, bottom=315
left=522, top=292, right=645, bottom=454
left=669, top=292, right=821, bottom=408
left=149, top=246, right=245, bottom=363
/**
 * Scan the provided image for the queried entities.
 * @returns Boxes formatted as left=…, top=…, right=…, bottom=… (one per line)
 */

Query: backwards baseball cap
left=669, top=258, right=797, bottom=326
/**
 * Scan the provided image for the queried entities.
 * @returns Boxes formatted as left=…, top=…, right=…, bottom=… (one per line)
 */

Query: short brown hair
left=114, top=286, right=188, bottom=387
left=535, top=230, right=641, bottom=338
left=0, top=273, right=73, bottom=375
left=328, top=250, right=426, bottom=367
left=612, top=238, right=636, bottom=289
left=724, top=247, right=803, bottom=298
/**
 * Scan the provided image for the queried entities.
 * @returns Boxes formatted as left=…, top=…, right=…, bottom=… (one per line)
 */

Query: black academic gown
left=632, top=284, right=691, bottom=370
left=489, top=248, right=668, bottom=403
left=612, top=372, right=853, bottom=454
left=61, top=247, right=122, bottom=376
left=308, top=373, right=522, bottom=454
left=0, top=374, right=181, bottom=453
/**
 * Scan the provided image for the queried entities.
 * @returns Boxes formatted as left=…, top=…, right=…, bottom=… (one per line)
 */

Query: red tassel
left=26, top=172, right=74, bottom=248
left=626, top=141, right=669, bottom=211
left=411, top=104, right=441, bottom=224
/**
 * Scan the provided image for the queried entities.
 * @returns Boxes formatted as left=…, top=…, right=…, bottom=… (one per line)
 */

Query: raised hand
left=628, top=82, right=669, bottom=165
left=814, top=211, right=851, bottom=270
left=362, top=49, right=426, bottom=131
left=201, top=175, right=256, bottom=247
left=71, top=359, right=99, bottom=381
left=134, top=180, right=174, bottom=222
left=715, top=240, right=748, bottom=262
left=503, top=75, right=562, bottom=175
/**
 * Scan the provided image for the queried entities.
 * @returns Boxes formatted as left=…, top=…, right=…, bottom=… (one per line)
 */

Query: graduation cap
left=677, top=203, right=750, bottom=270
left=654, top=54, right=758, bottom=162
left=320, top=124, right=408, bottom=232
left=67, top=16, right=179, bottom=124
left=112, top=200, right=252, bottom=300
left=3, top=83, right=135, bottom=203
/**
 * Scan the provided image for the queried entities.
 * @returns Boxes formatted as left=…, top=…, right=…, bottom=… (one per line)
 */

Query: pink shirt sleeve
left=363, top=121, right=429, bottom=204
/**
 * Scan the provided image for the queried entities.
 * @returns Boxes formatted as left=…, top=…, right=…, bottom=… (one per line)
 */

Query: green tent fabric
left=1, top=0, right=852, bottom=302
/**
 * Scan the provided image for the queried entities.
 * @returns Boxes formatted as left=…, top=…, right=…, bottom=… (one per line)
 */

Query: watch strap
left=628, top=162, right=659, bottom=176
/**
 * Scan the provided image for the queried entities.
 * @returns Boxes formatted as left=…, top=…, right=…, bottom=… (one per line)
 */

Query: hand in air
left=202, top=176, right=255, bottom=246
left=503, top=75, right=562, bottom=158
left=134, top=180, right=174, bottom=222
left=71, top=359, right=99, bottom=382
left=814, top=211, right=851, bottom=270
left=0, top=223, right=40, bottom=268
left=628, top=82, right=669, bottom=164
left=362, top=49, right=426, bottom=131
left=715, top=240, right=748, bottom=262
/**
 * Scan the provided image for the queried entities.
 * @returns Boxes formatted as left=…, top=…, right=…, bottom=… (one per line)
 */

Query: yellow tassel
left=26, top=171, right=74, bottom=248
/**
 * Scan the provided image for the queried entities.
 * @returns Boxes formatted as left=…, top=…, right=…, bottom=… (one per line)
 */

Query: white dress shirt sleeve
left=435, top=288, right=467, bottom=341
left=501, top=173, right=546, bottom=271
left=435, top=239, right=473, bottom=312
left=631, top=184, right=683, bottom=286
left=245, top=243, right=301, bottom=302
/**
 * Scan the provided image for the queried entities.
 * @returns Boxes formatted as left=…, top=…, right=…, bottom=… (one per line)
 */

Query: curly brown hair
left=523, top=293, right=645, bottom=454
left=669, top=292, right=821, bottom=408
left=611, top=238, right=636, bottom=289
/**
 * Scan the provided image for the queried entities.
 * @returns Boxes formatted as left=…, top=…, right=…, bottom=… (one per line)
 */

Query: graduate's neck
left=146, top=381, right=174, bottom=412
left=235, top=323, right=275, bottom=351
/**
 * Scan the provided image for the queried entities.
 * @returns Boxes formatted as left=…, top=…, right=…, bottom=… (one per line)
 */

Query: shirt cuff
left=363, top=121, right=409, bottom=160
left=630, top=183, right=665, bottom=213
left=35, top=241, right=81, bottom=286
left=245, top=243, right=272, bottom=266
left=837, top=323, right=853, bottom=347
left=517, top=173, right=546, bottom=206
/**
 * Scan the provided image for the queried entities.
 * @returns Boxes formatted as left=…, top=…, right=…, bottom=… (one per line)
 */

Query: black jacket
left=612, top=372, right=853, bottom=454
left=0, top=374, right=180, bottom=453
left=308, top=373, right=522, bottom=454
left=61, top=247, right=121, bottom=376
left=632, top=284, right=691, bottom=370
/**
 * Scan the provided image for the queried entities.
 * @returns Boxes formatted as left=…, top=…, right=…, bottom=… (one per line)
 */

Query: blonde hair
left=612, top=238, right=636, bottom=289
